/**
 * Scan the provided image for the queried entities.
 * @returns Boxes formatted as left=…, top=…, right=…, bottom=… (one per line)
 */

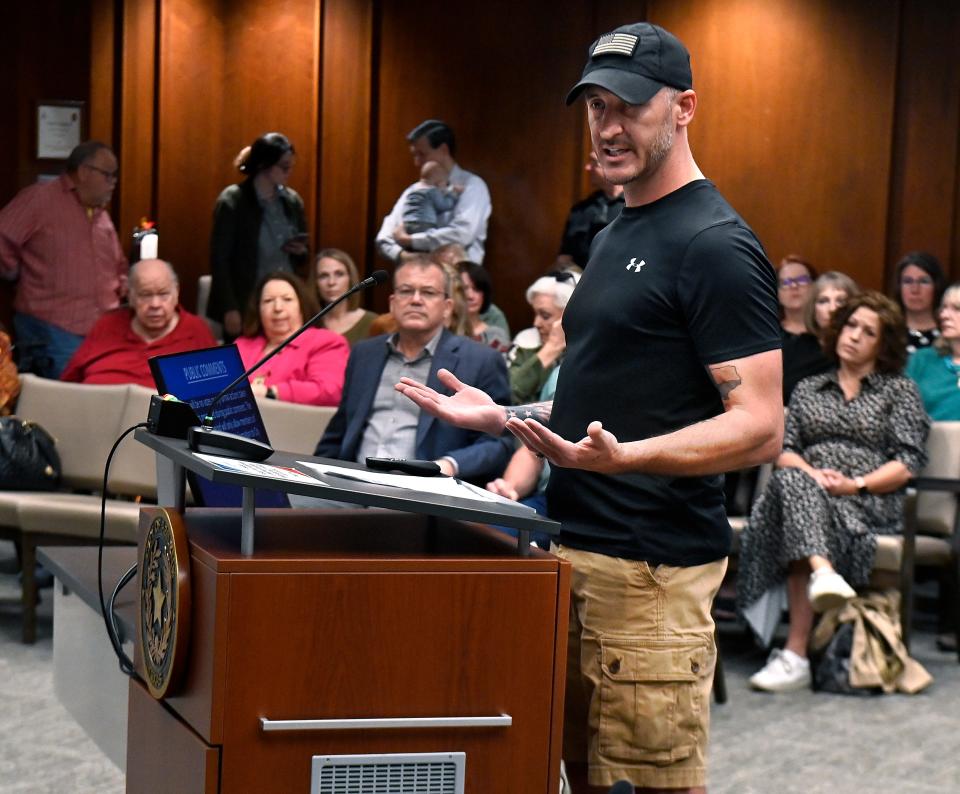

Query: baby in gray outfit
left=401, top=161, right=464, bottom=233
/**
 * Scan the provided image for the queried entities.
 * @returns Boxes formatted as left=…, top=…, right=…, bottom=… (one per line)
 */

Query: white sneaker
left=808, top=568, right=856, bottom=613
left=749, top=648, right=811, bottom=692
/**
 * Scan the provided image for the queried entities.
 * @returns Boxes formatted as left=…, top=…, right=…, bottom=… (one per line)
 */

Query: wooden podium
left=127, top=434, right=570, bottom=793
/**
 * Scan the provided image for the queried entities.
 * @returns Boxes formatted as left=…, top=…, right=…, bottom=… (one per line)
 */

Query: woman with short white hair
left=508, top=271, right=578, bottom=403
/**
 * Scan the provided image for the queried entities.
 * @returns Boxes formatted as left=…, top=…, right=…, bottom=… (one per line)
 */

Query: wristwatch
left=854, top=475, right=868, bottom=495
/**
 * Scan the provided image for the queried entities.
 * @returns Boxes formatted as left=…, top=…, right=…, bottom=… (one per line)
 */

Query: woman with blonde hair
left=313, top=248, right=378, bottom=346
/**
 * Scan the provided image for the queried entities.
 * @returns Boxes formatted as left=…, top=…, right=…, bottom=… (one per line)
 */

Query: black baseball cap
left=565, top=22, right=692, bottom=106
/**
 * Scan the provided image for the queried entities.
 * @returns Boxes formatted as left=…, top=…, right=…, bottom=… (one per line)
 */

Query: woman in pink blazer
left=235, top=271, right=349, bottom=405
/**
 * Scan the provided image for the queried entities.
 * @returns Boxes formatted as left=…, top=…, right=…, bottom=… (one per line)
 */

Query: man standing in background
left=0, top=140, right=127, bottom=378
left=376, top=119, right=492, bottom=265
left=556, top=151, right=625, bottom=269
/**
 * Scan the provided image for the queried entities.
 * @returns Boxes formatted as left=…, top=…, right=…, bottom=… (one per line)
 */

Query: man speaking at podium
left=397, top=22, right=783, bottom=793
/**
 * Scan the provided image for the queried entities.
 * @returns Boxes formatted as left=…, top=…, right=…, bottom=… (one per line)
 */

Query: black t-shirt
left=547, top=180, right=781, bottom=566
left=781, top=329, right=830, bottom=403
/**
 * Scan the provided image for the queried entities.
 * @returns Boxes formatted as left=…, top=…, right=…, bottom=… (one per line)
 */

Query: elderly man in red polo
left=61, top=258, right=215, bottom=387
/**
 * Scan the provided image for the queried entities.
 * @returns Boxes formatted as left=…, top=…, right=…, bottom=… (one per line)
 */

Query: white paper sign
left=37, top=105, right=82, bottom=159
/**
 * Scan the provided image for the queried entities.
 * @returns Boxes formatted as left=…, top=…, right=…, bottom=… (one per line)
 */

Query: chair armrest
left=909, top=476, right=960, bottom=493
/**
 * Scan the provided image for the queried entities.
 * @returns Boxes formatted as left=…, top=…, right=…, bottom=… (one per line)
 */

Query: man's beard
left=600, top=108, right=675, bottom=186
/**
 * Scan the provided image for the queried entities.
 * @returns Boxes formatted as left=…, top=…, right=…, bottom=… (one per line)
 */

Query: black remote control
left=365, top=457, right=443, bottom=476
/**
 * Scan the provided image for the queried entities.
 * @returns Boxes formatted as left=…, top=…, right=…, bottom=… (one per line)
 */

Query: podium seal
left=139, top=508, right=191, bottom=698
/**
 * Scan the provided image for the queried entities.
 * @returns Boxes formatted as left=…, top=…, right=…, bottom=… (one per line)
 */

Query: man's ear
left=675, top=90, right=697, bottom=128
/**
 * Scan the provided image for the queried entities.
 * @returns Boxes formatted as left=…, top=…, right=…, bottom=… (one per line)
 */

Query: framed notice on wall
left=36, top=100, right=85, bottom=159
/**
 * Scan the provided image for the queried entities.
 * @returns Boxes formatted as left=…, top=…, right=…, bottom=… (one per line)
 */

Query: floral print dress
left=737, top=370, right=929, bottom=641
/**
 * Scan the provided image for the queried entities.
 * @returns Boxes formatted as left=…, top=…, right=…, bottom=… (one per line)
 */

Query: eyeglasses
left=394, top=286, right=447, bottom=301
left=779, top=276, right=812, bottom=288
left=546, top=270, right=577, bottom=283
left=83, top=163, right=119, bottom=181
left=901, top=276, right=933, bottom=287
left=133, top=290, right=175, bottom=303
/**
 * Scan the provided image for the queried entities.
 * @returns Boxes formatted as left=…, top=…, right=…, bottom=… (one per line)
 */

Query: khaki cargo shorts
left=552, top=544, right=726, bottom=790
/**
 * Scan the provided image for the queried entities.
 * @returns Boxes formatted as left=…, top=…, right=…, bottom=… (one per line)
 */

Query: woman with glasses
left=208, top=132, right=308, bottom=340
left=906, top=283, right=960, bottom=420
left=312, top=248, right=378, bottom=347
left=507, top=271, right=578, bottom=403
left=777, top=255, right=820, bottom=402
left=235, top=271, right=348, bottom=405
left=892, top=251, right=946, bottom=354
left=781, top=270, right=861, bottom=401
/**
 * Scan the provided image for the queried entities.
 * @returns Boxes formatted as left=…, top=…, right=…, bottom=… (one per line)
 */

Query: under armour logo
left=626, top=257, right=646, bottom=272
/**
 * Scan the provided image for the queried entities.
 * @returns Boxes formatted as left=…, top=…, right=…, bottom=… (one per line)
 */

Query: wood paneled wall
left=652, top=0, right=902, bottom=288
left=3, top=0, right=960, bottom=330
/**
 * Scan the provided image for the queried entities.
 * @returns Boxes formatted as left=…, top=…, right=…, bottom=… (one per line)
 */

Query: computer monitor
left=149, top=344, right=288, bottom=508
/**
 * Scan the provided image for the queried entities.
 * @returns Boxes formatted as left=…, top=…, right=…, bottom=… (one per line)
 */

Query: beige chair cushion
left=15, top=375, right=128, bottom=491
left=107, top=384, right=159, bottom=499
left=256, top=397, right=337, bottom=455
left=17, top=494, right=141, bottom=543
left=873, top=533, right=953, bottom=572
left=915, top=421, right=960, bottom=536
left=0, top=492, right=106, bottom=527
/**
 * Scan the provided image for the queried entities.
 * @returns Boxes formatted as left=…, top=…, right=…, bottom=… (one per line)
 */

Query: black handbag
left=0, top=417, right=61, bottom=491
left=812, top=620, right=875, bottom=696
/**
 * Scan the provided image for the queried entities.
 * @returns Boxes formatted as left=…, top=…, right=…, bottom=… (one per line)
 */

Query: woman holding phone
left=208, top=132, right=309, bottom=339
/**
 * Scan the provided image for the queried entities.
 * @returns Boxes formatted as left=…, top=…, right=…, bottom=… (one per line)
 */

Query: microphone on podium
left=186, top=269, right=389, bottom=460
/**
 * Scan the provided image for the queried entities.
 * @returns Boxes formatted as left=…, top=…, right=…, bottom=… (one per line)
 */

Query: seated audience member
left=431, top=245, right=509, bottom=336
left=508, top=271, right=578, bottom=403
left=235, top=271, right=348, bottom=405
left=777, top=255, right=818, bottom=401
left=375, top=120, right=491, bottom=264
left=556, top=151, right=624, bottom=268
left=313, top=248, right=378, bottom=346
left=0, top=326, right=20, bottom=414
left=906, top=283, right=960, bottom=420
left=365, top=254, right=474, bottom=340
left=892, top=251, right=945, bottom=354
left=459, top=262, right=510, bottom=352
left=61, top=259, right=214, bottom=387
left=782, top=270, right=860, bottom=401
left=738, top=292, right=929, bottom=692
left=313, top=255, right=512, bottom=482
left=403, top=161, right=463, bottom=233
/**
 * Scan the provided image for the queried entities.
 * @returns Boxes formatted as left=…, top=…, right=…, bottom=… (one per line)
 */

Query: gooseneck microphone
left=187, top=270, right=389, bottom=460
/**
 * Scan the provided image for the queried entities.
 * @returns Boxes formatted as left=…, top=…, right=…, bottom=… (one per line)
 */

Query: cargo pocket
left=598, top=635, right=710, bottom=766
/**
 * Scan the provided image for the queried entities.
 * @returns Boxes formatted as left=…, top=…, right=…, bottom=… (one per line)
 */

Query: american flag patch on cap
left=592, top=32, right=639, bottom=57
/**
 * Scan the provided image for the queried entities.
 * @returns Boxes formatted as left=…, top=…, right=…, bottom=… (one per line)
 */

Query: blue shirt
left=905, top=346, right=960, bottom=421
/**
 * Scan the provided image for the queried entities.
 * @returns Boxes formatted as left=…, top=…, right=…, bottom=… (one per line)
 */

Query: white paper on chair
left=297, top=460, right=534, bottom=511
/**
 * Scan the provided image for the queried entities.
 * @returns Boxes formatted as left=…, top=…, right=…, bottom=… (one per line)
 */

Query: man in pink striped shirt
left=0, top=141, right=128, bottom=378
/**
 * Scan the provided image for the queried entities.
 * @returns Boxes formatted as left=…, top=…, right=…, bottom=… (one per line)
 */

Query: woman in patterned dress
left=739, top=291, right=930, bottom=692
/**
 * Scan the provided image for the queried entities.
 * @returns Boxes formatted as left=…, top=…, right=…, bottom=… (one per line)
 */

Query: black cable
left=97, top=422, right=148, bottom=677
left=109, top=562, right=139, bottom=676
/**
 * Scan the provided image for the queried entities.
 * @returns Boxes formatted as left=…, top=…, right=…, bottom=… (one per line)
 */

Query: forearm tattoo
left=709, top=365, right=742, bottom=402
left=504, top=401, right=553, bottom=425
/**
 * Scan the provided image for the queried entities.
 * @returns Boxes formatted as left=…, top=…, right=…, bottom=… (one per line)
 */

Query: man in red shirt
left=0, top=141, right=128, bottom=378
left=61, top=258, right=215, bottom=387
